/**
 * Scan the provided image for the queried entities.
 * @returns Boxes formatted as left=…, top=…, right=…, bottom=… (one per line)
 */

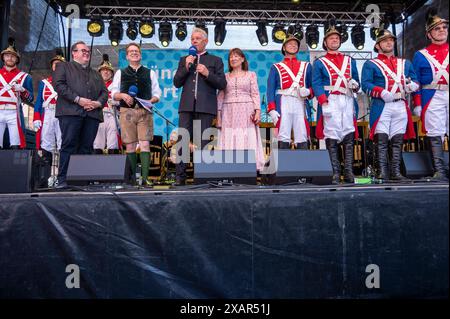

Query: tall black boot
left=427, top=136, right=449, bottom=181
left=295, top=142, right=308, bottom=150
left=40, top=150, right=53, bottom=188
left=326, top=138, right=341, bottom=184
left=342, top=133, right=355, bottom=183
left=374, top=133, right=390, bottom=180
left=390, top=134, right=409, bottom=181
left=107, top=149, right=120, bottom=154
left=93, top=149, right=104, bottom=155
left=278, top=141, right=291, bottom=149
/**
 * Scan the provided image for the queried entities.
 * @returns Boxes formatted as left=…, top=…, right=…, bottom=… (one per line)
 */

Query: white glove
left=33, top=120, right=42, bottom=130
left=321, top=103, right=333, bottom=118
left=413, top=106, right=422, bottom=117
left=381, top=90, right=395, bottom=103
left=405, top=82, right=420, bottom=94
left=349, top=79, right=360, bottom=91
left=12, top=83, right=25, bottom=92
left=269, top=110, right=280, bottom=126
left=299, top=87, right=311, bottom=98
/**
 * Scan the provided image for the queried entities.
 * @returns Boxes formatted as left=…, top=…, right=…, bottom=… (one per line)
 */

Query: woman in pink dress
left=216, top=48, right=266, bottom=171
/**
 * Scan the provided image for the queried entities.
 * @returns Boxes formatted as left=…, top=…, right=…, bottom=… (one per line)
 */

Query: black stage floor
left=0, top=182, right=448, bottom=298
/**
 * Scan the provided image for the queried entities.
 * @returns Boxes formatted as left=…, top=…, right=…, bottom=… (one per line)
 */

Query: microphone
left=128, top=85, right=138, bottom=97
left=188, top=45, right=197, bottom=71
left=126, top=85, right=138, bottom=107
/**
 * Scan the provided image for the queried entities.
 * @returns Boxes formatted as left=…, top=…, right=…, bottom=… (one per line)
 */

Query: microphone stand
left=151, top=106, right=176, bottom=185
left=357, top=111, right=371, bottom=178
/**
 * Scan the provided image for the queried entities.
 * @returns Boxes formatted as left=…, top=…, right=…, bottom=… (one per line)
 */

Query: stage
left=0, top=182, right=448, bottom=298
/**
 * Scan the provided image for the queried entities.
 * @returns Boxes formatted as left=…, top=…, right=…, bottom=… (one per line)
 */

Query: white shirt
left=111, top=66, right=162, bottom=102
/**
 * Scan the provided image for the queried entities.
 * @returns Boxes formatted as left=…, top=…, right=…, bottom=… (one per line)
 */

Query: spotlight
left=370, top=20, right=389, bottom=41
left=108, top=18, right=123, bottom=47
left=126, top=19, right=138, bottom=41
left=214, top=18, right=227, bottom=46
left=351, top=24, right=365, bottom=50
left=159, top=21, right=173, bottom=47
left=291, top=0, right=301, bottom=3
left=87, top=17, right=104, bottom=37
left=139, top=18, right=155, bottom=38
left=195, top=20, right=208, bottom=34
left=176, top=20, right=187, bottom=41
left=287, top=23, right=303, bottom=41
left=370, top=27, right=381, bottom=41
left=306, top=24, right=319, bottom=49
left=272, top=23, right=287, bottom=43
left=338, top=24, right=348, bottom=43
left=256, top=20, right=268, bottom=46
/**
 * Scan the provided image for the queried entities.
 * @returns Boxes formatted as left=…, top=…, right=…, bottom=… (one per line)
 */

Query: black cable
left=28, top=0, right=51, bottom=74
left=88, top=36, right=94, bottom=68
left=59, top=10, right=67, bottom=59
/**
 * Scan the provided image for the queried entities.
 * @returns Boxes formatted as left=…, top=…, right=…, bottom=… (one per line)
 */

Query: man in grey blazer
left=53, top=41, right=108, bottom=188
left=173, top=28, right=227, bottom=185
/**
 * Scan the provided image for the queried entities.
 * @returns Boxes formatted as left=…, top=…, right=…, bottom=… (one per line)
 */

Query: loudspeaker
left=66, top=154, right=130, bottom=185
left=193, top=150, right=257, bottom=185
left=0, top=150, right=33, bottom=193
left=272, top=150, right=333, bottom=185
left=402, top=151, right=449, bottom=179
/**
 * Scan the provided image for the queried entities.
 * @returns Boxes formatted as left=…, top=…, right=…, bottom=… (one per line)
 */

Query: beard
left=380, top=47, right=394, bottom=54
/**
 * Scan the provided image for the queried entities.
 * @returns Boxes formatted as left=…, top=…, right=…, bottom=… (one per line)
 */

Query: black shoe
left=173, top=177, right=186, bottom=186
left=55, top=181, right=68, bottom=189
left=142, top=178, right=153, bottom=188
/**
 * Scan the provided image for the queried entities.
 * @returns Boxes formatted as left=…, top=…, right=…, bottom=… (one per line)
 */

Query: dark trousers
left=176, top=111, right=215, bottom=180
left=58, top=115, right=100, bottom=182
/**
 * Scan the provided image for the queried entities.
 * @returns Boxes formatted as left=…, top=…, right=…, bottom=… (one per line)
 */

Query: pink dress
left=217, top=71, right=265, bottom=171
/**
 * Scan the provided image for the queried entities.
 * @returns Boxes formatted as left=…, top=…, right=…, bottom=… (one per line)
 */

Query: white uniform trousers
left=374, top=100, right=407, bottom=139
left=278, top=95, right=308, bottom=144
left=41, top=108, right=62, bottom=152
left=424, top=90, right=449, bottom=141
left=93, top=112, right=119, bottom=150
left=323, top=94, right=355, bottom=142
left=0, top=110, right=20, bottom=148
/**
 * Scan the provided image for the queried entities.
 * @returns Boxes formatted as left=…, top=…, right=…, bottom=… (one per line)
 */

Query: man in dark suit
left=53, top=41, right=108, bottom=188
left=173, top=28, right=227, bottom=185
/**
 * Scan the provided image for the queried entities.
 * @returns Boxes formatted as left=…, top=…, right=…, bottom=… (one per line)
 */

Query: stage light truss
left=85, top=6, right=383, bottom=26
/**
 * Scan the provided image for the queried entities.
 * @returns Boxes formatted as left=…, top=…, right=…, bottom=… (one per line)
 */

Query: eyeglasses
left=73, top=49, right=91, bottom=54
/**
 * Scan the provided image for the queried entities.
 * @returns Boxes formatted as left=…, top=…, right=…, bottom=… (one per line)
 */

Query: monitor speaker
left=66, top=154, right=130, bottom=185
left=271, top=150, right=333, bottom=185
left=0, top=150, right=33, bottom=193
left=193, top=150, right=257, bottom=185
left=401, top=151, right=449, bottom=179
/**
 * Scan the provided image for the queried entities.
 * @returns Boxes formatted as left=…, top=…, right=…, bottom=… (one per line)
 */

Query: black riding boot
left=390, top=134, right=409, bottom=181
left=342, top=133, right=355, bottom=183
left=326, top=138, right=341, bottom=184
left=374, top=133, right=390, bottom=180
left=278, top=141, right=291, bottom=149
left=427, top=136, right=449, bottom=181
left=295, top=142, right=308, bottom=150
